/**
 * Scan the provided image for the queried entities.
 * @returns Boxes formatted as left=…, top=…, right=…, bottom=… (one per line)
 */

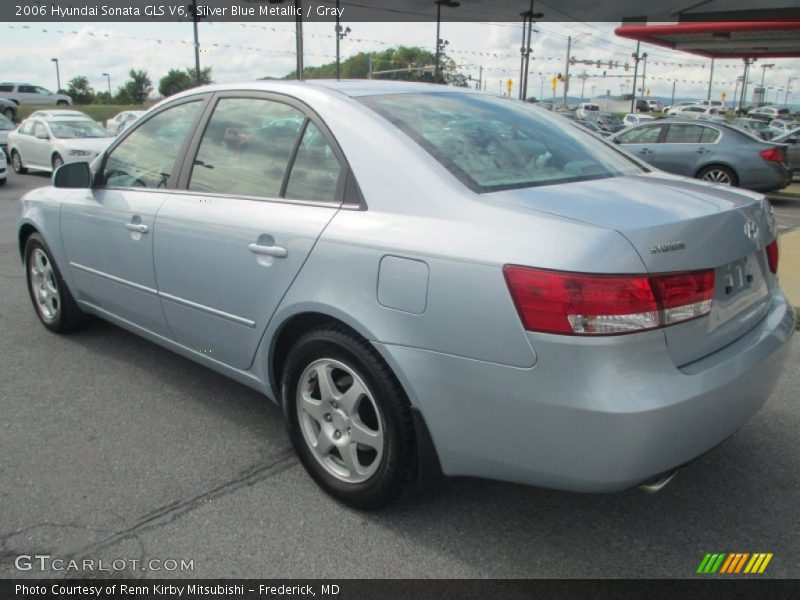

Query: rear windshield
left=360, top=92, right=644, bottom=193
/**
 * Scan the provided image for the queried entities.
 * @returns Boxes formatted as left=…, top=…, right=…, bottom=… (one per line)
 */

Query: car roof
left=29, top=110, right=89, bottom=119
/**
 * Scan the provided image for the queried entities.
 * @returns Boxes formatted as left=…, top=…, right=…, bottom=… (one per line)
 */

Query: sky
left=2, top=20, right=800, bottom=104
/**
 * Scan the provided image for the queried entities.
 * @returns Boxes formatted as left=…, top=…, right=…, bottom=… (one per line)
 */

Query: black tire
left=56, top=100, right=69, bottom=106
left=52, top=153, right=64, bottom=171
left=697, top=165, right=738, bottom=187
left=11, top=150, right=27, bottom=174
left=282, top=325, right=416, bottom=510
left=0, top=178, right=6, bottom=186
left=3, top=107, right=13, bottom=120
left=24, top=233, right=89, bottom=333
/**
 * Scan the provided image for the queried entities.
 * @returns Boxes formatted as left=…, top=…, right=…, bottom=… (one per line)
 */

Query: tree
left=159, top=67, right=213, bottom=98
left=116, top=69, right=153, bottom=105
left=278, top=46, right=466, bottom=85
left=66, top=76, right=95, bottom=104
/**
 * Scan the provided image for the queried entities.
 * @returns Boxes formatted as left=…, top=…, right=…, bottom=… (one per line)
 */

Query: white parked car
left=0, top=143, right=6, bottom=185
left=0, top=83, right=72, bottom=106
left=769, top=118, right=796, bottom=133
left=622, top=113, right=656, bottom=126
left=668, top=104, right=724, bottom=122
left=8, top=114, right=113, bottom=174
left=0, top=113, right=15, bottom=159
left=662, top=101, right=693, bottom=114
left=575, top=103, right=600, bottom=121
left=748, top=105, right=791, bottom=121
left=106, top=110, right=146, bottom=134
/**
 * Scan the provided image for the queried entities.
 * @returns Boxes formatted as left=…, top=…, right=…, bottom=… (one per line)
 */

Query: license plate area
left=708, top=253, right=770, bottom=333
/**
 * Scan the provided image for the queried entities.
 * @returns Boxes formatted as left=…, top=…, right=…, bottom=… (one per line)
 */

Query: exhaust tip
left=638, top=469, right=678, bottom=494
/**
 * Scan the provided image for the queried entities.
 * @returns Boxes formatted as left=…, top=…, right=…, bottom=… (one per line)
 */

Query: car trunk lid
left=489, top=173, right=777, bottom=366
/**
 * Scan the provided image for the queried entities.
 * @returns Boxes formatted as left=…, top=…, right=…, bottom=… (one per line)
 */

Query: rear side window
left=18, top=86, right=36, bottom=94
left=699, top=127, right=720, bottom=143
left=0, top=85, right=13, bottom=92
left=188, top=97, right=305, bottom=199
left=285, top=122, right=342, bottom=202
left=664, top=124, right=705, bottom=143
left=102, top=100, right=202, bottom=188
left=616, top=124, right=663, bottom=144
left=19, top=120, right=34, bottom=135
left=360, top=92, right=643, bottom=192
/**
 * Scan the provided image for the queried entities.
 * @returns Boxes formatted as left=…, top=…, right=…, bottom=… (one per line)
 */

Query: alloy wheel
left=701, top=169, right=732, bottom=185
left=29, top=248, right=60, bottom=321
left=296, top=358, right=384, bottom=484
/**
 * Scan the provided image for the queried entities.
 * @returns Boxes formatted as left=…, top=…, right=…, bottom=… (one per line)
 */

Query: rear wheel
left=24, top=233, right=89, bottom=333
left=56, top=100, right=69, bottom=106
left=3, top=107, right=13, bottom=120
left=11, top=150, right=27, bottom=174
left=282, top=326, right=416, bottom=510
left=697, top=165, right=738, bottom=186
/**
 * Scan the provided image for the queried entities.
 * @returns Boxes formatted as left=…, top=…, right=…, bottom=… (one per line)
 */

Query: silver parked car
left=0, top=82, right=72, bottom=106
left=106, top=110, right=146, bottom=135
left=17, top=82, right=794, bottom=508
left=610, top=118, right=791, bottom=191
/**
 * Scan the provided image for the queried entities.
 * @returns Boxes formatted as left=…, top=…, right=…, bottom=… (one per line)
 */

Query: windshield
left=0, top=115, right=14, bottom=130
left=360, top=92, right=644, bottom=193
left=49, top=120, right=110, bottom=139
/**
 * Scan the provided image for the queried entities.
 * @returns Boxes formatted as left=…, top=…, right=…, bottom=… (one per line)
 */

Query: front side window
left=616, top=124, right=663, bottom=144
left=33, top=121, right=48, bottom=138
left=360, top=92, right=643, bottom=192
left=35, top=87, right=51, bottom=95
left=102, top=100, right=202, bottom=189
left=19, top=86, right=36, bottom=94
left=19, top=120, right=34, bottom=135
left=189, top=97, right=306, bottom=199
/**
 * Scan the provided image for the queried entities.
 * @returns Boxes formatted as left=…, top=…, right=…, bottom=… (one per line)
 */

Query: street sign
left=506, top=78, right=513, bottom=95
left=551, top=75, right=557, bottom=91
left=721, top=91, right=728, bottom=101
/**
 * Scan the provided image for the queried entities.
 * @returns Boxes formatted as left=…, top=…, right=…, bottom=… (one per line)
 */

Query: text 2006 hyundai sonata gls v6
left=18, top=81, right=794, bottom=509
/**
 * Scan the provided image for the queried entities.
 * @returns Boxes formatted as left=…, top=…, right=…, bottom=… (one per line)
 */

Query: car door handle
left=638, top=148, right=653, bottom=155
left=125, top=222, right=149, bottom=234
left=696, top=147, right=708, bottom=153
left=248, top=243, right=288, bottom=258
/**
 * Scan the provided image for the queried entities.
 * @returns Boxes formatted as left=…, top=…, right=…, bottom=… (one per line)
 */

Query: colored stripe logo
left=697, top=553, right=773, bottom=574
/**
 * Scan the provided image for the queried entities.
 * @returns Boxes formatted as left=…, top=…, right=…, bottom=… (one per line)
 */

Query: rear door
left=153, top=93, right=346, bottom=369
left=653, top=123, right=720, bottom=176
left=28, top=120, right=51, bottom=168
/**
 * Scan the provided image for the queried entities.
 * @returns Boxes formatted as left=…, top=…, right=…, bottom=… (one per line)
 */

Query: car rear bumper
left=375, top=287, right=794, bottom=492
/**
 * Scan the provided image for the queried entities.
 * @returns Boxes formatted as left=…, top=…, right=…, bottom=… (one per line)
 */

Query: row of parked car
left=0, top=108, right=145, bottom=183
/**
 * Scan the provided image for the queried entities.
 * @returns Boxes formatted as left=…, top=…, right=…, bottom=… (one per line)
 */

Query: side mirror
left=35, top=131, right=50, bottom=140
left=53, top=161, right=92, bottom=188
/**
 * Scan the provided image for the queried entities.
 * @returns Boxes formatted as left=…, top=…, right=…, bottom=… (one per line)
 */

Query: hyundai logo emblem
left=744, top=220, right=759, bottom=241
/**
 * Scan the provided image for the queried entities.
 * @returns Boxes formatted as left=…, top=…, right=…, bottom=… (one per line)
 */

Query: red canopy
left=614, top=21, right=800, bottom=59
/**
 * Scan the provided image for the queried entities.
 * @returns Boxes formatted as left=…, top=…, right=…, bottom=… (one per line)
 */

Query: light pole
left=101, top=73, right=111, bottom=101
left=786, top=77, right=798, bottom=105
left=758, top=63, right=774, bottom=104
left=630, top=42, right=644, bottom=112
left=434, top=0, right=460, bottom=83
left=335, top=0, right=350, bottom=82
left=51, top=58, right=61, bottom=92
left=590, top=85, right=595, bottom=102
left=640, top=52, right=648, bottom=100
left=518, top=1, right=543, bottom=100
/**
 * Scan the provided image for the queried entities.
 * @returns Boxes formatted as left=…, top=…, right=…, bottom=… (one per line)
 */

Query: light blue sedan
left=17, top=82, right=794, bottom=508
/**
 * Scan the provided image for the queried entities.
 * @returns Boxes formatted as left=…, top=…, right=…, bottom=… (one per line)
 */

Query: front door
left=60, top=98, right=206, bottom=336
left=153, top=95, right=345, bottom=369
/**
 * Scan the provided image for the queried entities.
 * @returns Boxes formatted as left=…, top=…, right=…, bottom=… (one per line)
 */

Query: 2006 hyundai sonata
left=17, top=81, right=794, bottom=509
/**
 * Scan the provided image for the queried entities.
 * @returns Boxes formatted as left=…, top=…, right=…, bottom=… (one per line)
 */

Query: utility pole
left=786, top=77, right=798, bottom=105
left=670, top=80, right=676, bottom=106
left=562, top=36, right=571, bottom=109
left=706, top=58, right=715, bottom=102
left=738, top=58, right=752, bottom=112
left=190, top=0, right=200, bottom=85
left=102, top=73, right=111, bottom=101
left=640, top=52, right=648, bottom=100
left=368, top=57, right=373, bottom=79
left=478, top=65, right=483, bottom=91
left=520, top=2, right=542, bottom=101
left=630, top=41, right=641, bottom=113
left=335, top=1, right=350, bottom=81
left=434, top=1, right=460, bottom=82
left=295, top=0, right=304, bottom=79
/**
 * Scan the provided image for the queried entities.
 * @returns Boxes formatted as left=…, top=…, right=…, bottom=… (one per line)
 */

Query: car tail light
left=759, top=147, right=784, bottom=162
left=503, top=266, right=714, bottom=336
left=766, top=240, right=779, bottom=274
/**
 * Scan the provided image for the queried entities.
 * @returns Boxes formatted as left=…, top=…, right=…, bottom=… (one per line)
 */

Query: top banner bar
left=1, top=0, right=799, bottom=23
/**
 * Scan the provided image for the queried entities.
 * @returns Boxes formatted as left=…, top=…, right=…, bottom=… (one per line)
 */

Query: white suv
left=0, top=83, right=72, bottom=106
left=8, top=113, right=113, bottom=174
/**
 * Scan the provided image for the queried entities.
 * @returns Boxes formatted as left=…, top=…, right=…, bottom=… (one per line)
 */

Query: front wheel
left=52, top=153, right=64, bottom=171
left=697, top=165, right=738, bottom=187
left=24, top=233, right=89, bottom=332
left=11, top=150, right=27, bottom=174
left=56, top=100, right=69, bottom=106
left=282, top=326, right=416, bottom=510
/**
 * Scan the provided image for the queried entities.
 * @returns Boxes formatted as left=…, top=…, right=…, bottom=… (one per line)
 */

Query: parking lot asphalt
left=1, top=170, right=799, bottom=579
